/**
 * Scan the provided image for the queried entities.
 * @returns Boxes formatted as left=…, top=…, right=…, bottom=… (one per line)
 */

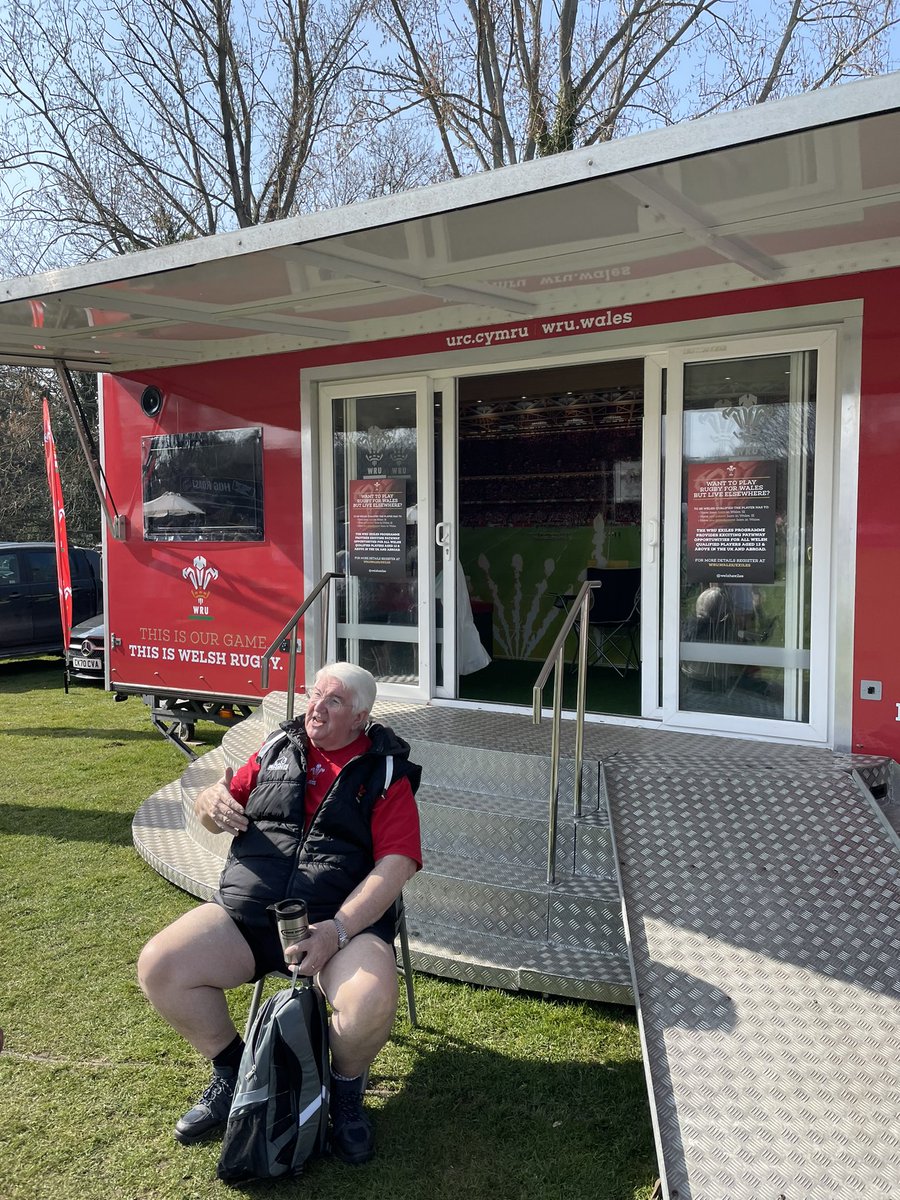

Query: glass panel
left=142, top=428, right=264, bottom=542
left=456, top=361, right=643, bottom=713
left=678, top=352, right=816, bottom=721
left=0, top=553, right=20, bottom=585
left=333, top=392, right=419, bottom=687
left=26, top=549, right=57, bottom=584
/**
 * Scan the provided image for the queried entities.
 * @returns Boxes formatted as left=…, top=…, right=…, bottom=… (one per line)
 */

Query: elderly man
left=138, top=662, right=422, bottom=1165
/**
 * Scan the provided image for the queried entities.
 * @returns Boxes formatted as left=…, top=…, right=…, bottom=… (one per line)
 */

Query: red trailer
left=2, top=73, right=900, bottom=762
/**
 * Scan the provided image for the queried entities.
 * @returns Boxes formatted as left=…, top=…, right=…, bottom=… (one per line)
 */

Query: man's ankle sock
left=212, top=1033, right=244, bottom=1073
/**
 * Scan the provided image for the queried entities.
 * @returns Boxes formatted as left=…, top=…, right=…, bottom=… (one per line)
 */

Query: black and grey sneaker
left=330, top=1074, right=374, bottom=1165
left=174, top=1067, right=237, bottom=1145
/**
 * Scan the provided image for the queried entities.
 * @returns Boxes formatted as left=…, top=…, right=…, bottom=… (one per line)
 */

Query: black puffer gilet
left=216, top=720, right=421, bottom=942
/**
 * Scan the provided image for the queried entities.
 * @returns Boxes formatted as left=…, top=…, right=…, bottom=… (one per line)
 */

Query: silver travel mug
left=268, top=899, right=309, bottom=957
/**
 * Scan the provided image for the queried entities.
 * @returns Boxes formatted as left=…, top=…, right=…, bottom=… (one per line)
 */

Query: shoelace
left=332, top=1089, right=365, bottom=1122
left=199, top=1073, right=235, bottom=1110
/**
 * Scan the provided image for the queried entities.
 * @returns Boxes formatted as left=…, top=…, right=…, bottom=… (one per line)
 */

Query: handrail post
left=285, top=627, right=299, bottom=722
left=532, top=579, right=602, bottom=886
left=546, top=646, right=565, bottom=885
left=573, top=588, right=591, bottom=818
left=260, top=571, right=341, bottom=712
left=320, top=581, right=333, bottom=670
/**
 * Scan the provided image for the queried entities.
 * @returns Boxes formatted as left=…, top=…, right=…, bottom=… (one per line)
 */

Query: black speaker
left=140, top=386, right=164, bottom=417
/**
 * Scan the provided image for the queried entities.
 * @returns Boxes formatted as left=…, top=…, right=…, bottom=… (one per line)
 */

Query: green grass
left=0, top=659, right=658, bottom=1200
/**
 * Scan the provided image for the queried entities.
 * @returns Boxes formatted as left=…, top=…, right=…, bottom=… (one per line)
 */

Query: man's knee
left=137, top=928, right=179, bottom=999
left=328, top=942, right=400, bottom=1029
left=348, top=970, right=398, bottom=1025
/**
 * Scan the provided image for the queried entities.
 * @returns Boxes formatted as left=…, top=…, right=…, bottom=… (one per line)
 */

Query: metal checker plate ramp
left=606, top=761, right=900, bottom=1200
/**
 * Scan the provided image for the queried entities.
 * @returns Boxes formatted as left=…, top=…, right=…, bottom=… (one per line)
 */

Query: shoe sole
left=173, top=1121, right=226, bottom=1146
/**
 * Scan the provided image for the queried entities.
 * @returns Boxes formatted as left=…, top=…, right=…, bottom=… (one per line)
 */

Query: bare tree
left=370, top=0, right=898, bottom=173
left=0, top=0, right=378, bottom=268
left=0, top=0, right=896, bottom=274
left=0, top=367, right=101, bottom=546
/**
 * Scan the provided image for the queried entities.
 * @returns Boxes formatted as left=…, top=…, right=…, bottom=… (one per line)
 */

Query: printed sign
left=348, top=478, right=407, bottom=579
left=685, top=460, right=777, bottom=584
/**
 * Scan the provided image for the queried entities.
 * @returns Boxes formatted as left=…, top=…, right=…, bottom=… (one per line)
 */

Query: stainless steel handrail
left=532, top=580, right=601, bottom=884
left=260, top=571, right=342, bottom=721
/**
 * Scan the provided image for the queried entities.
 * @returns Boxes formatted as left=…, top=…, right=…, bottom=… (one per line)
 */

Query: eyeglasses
left=308, top=688, right=347, bottom=710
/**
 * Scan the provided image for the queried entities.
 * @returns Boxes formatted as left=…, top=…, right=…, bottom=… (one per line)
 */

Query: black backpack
left=216, top=973, right=330, bottom=1184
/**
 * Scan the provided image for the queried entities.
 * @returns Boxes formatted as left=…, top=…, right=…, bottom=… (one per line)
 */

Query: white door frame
left=658, top=329, right=837, bottom=742
left=318, top=375, right=435, bottom=702
left=304, top=306, right=854, bottom=746
left=434, top=380, right=458, bottom=699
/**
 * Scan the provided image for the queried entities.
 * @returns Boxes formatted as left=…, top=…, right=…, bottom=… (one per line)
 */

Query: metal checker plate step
left=406, top=918, right=633, bottom=1002
left=415, top=848, right=619, bottom=898
left=133, top=781, right=221, bottom=898
left=420, top=811, right=576, bottom=872
left=607, top=761, right=900, bottom=1200
left=416, top=782, right=556, bottom=816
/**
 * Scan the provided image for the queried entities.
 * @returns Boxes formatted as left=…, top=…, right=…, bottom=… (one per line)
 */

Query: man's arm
left=334, top=853, right=418, bottom=938
left=288, top=854, right=417, bottom=975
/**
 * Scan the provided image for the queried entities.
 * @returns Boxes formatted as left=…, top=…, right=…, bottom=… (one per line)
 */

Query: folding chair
left=583, top=567, right=641, bottom=676
left=244, top=897, right=417, bottom=1037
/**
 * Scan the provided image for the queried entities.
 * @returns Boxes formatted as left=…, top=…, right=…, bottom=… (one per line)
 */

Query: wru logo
left=183, top=555, right=219, bottom=619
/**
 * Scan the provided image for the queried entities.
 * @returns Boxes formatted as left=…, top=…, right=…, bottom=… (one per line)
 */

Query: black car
left=66, top=613, right=105, bottom=683
left=0, top=542, right=102, bottom=659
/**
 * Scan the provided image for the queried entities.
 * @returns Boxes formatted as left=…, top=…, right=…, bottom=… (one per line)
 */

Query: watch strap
left=333, top=915, right=349, bottom=950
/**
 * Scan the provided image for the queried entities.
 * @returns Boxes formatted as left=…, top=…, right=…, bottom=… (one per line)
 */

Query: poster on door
left=348, top=478, right=407, bottom=579
left=685, top=460, right=777, bottom=584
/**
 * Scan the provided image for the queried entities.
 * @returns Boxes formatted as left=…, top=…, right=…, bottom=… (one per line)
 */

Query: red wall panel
left=103, top=359, right=305, bottom=700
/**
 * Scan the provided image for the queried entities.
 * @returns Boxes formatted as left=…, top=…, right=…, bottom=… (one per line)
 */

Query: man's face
left=304, top=675, right=365, bottom=751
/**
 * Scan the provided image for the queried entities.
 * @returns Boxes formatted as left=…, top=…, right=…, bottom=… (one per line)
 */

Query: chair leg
left=397, top=908, right=417, bottom=1028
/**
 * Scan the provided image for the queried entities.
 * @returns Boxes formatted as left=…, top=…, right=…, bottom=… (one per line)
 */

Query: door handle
left=435, top=522, right=451, bottom=560
left=646, top=519, right=659, bottom=564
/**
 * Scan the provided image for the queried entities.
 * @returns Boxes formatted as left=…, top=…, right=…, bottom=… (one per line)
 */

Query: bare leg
left=138, top=902, right=255, bottom=1060
left=319, top=933, right=399, bottom=1078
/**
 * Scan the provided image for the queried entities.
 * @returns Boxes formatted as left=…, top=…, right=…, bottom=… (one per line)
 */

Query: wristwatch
left=333, top=915, right=350, bottom=950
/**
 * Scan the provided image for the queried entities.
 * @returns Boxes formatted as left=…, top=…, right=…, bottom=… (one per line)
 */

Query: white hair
left=314, top=661, right=377, bottom=716
left=696, top=584, right=728, bottom=622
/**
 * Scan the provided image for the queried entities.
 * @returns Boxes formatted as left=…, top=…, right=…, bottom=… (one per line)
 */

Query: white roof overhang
left=2, top=72, right=900, bottom=374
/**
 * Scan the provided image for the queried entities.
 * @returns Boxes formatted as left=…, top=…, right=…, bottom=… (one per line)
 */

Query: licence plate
left=70, top=656, right=100, bottom=669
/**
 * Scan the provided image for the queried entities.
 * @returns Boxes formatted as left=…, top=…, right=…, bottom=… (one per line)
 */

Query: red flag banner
left=42, top=398, right=73, bottom=647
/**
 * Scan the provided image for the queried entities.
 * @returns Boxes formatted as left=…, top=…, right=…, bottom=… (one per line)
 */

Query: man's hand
left=194, top=768, right=249, bottom=836
left=285, top=920, right=341, bottom=976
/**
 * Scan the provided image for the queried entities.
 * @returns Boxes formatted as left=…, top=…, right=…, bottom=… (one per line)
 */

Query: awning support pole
left=54, top=361, right=127, bottom=540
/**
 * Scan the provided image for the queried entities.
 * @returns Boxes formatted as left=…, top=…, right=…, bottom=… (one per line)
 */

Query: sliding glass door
left=660, top=333, right=836, bottom=739
left=319, top=378, right=435, bottom=700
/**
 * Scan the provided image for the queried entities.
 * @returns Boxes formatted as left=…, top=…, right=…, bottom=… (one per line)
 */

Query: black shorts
left=214, top=897, right=394, bottom=982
